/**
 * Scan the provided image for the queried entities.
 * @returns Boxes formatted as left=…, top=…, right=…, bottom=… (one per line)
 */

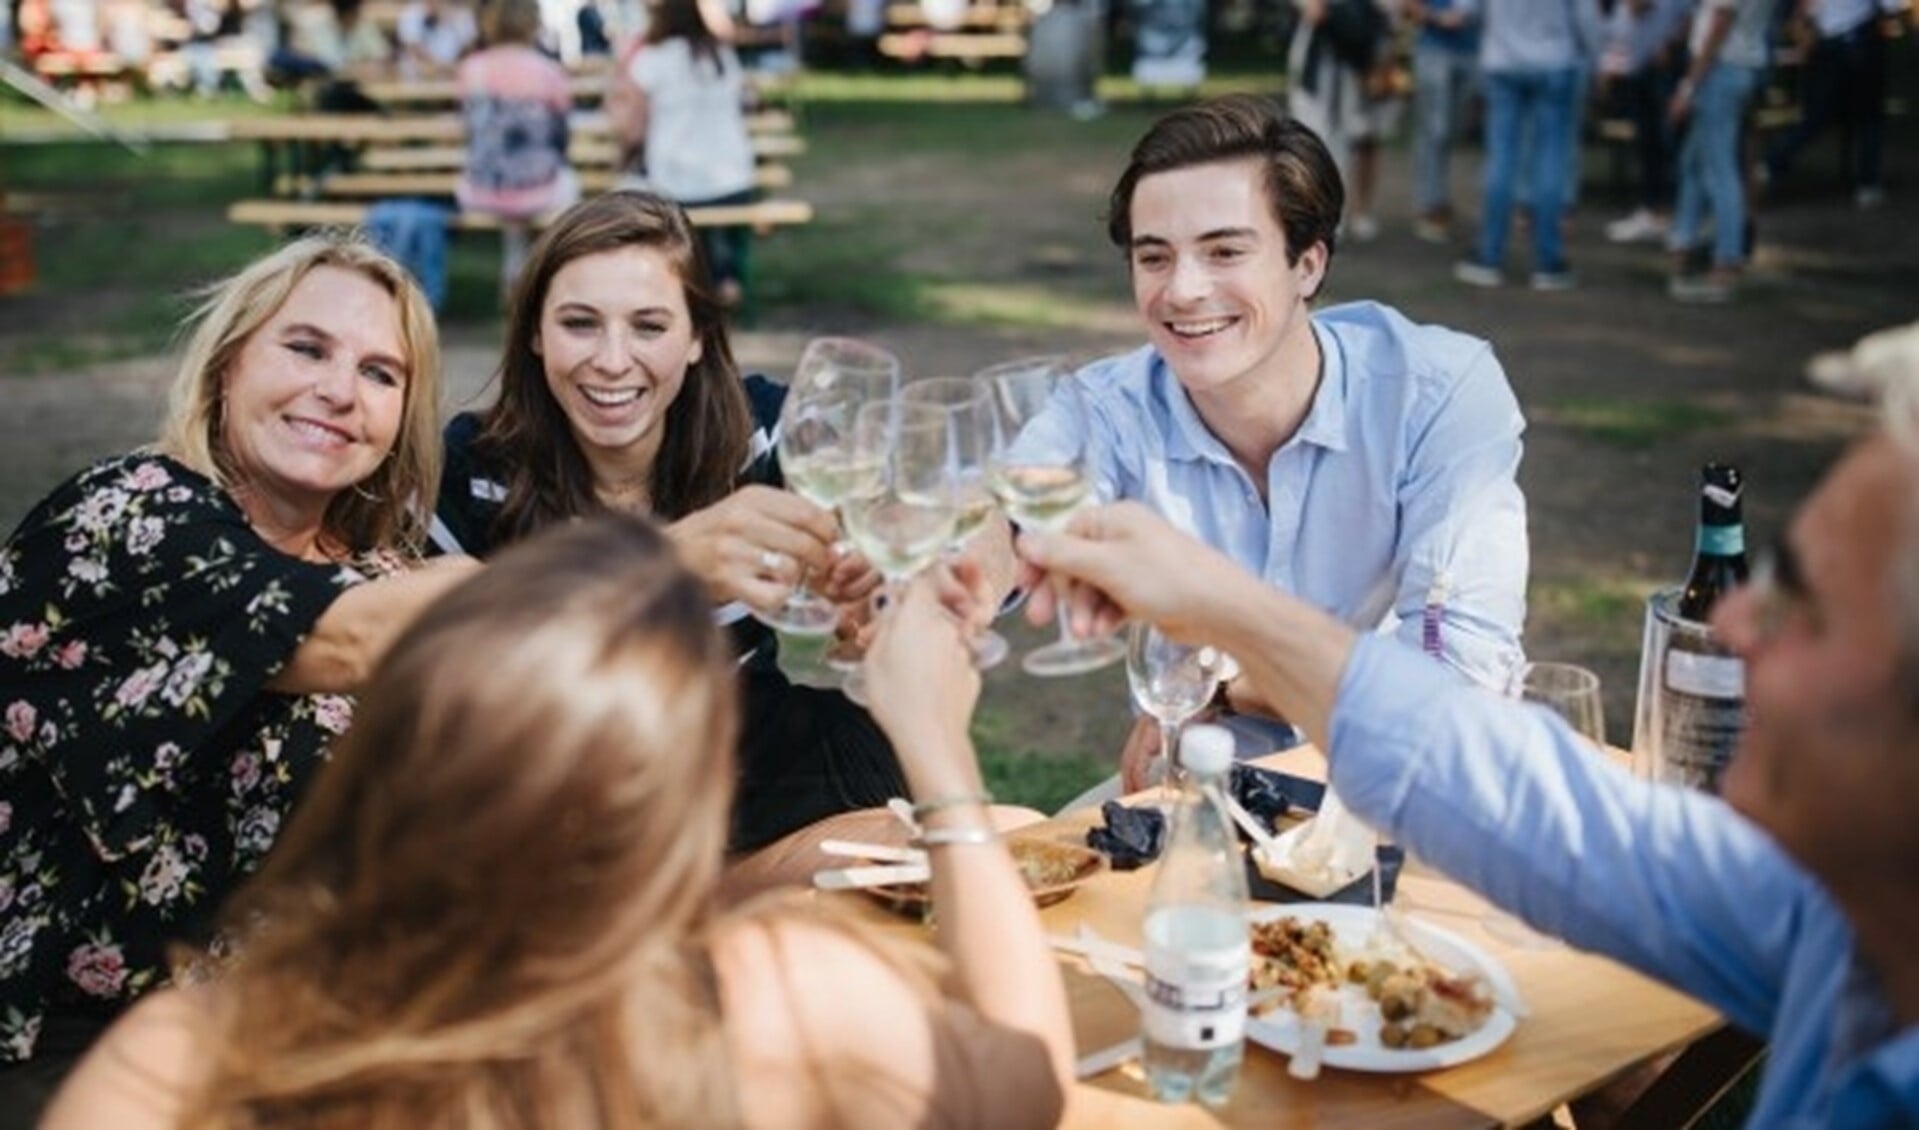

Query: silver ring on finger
left=758, top=548, right=790, bottom=576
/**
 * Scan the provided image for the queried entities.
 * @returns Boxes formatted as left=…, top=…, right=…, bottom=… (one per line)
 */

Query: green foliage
left=1536, top=396, right=1737, bottom=451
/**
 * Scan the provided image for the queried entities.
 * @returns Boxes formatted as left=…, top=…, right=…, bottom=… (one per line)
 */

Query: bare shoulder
left=41, top=989, right=210, bottom=1130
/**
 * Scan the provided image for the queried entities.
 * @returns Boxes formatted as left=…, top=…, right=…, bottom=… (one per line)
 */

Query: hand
left=1015, top=502, right=1248, bottom=644
left=863, top=574, right=983, bottom=786
left=1667, top=82, right=1694, bottom=125
left=1119, top=714, right=1167, bottom=794
left=665, top=485, right=836, bottom=613
left=814, top=545, right=883, bottom=608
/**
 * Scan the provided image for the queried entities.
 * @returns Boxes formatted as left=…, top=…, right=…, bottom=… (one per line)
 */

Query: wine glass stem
left=1158, top=718, right=1180, bottom=803
left=1051, top=575, right=1080, bottom=647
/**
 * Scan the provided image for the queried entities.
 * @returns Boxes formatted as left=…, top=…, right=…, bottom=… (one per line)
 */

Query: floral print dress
left=0, top=454, right=395, bottom=1063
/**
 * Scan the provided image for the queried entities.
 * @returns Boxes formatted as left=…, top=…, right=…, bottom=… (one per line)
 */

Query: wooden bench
left=355, top=68, right=795, bottom=109
left=228, top=196, right=813, bottom=231
left=227, top=108, right=798, bottom=143
left=877, top=30, right=1027, bottom=61
left=884, top=2, right=1026, bottom=31
left=276, top=163, right=795, bottom=197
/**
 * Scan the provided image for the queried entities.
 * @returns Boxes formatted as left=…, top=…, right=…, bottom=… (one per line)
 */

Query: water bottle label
left=1695, top=524, right=1745, bottom=556
left=1663, top=650, right=1743, bottom=698
left=1143, top=944, right=1249, bottom=1050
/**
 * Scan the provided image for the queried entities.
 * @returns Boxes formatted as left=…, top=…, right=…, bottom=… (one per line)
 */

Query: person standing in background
left=1402, top=0, right=1479, bottom=243
left=395, top=0, right=478, bottom=76
left=1762, top=0, right=1904, bottom=209
left=1452, top=0, right=1601, bottom=292
left=1600, top=0, right=1692, bottom=246
left=1665, top=0, right=1772, bottom=304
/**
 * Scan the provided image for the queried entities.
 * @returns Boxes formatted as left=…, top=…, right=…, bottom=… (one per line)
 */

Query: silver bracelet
left=911, top=791, right=995, bottom=819
left=913, top=826, right=1001, bottom=849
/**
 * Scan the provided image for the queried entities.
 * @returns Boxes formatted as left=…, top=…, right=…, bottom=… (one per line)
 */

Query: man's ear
left=1297, top=241, right=1330, bottom=301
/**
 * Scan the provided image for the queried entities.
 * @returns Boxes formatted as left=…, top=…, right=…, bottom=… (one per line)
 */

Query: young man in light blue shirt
left=1017, top=337, right=1919, bottom=1124
left=1024, top=94, right=1529, bottom=787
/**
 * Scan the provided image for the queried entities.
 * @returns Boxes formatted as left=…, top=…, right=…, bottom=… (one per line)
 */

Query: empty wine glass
left=837, top=399, right=962, bottom=704
left=1521, top=662, right=1607, bottom=748
left=1125, top=623, right=1223, bottom=803
left=981, top=356, right=1125, bottom=677
left=900, top=375, right=1008, bottom=670
left=758, top=337, right=899, bottom=637
left=1485, top=661, right=1607, bottom=949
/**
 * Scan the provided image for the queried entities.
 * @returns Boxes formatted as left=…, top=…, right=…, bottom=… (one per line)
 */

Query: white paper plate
left=1244, top=903, right=1519, bottom=1074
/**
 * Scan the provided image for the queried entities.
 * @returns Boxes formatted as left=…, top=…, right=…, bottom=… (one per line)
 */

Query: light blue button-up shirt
left=1331, top=635, right=1919, bottom=1128
left=1025, top=300, right=1528, bottom=699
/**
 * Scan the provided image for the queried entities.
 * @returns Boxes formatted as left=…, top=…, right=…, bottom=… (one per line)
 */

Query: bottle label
left=1658, top=649, right=1746, bottom=792
left=1143, top=946, right=1249, bottom=1050
left=1696, top=525, right=1745, bottom=556
left=1663, top=650, right=1744, bottom=698
left=1703, top=483, right=1741, bottom=509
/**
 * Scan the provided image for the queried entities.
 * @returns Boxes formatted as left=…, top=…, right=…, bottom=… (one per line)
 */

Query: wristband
left=911, top=791, right=995, bottom=819
left=913, top=826, right=1001, bottom=848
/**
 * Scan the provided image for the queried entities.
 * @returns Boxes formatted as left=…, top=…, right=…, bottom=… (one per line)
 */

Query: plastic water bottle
left=1142, top=724, right=1249, bottom=1107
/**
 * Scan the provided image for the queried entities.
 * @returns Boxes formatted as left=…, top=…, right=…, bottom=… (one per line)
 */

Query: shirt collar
left=1151, top=317, right=1352, bottom=466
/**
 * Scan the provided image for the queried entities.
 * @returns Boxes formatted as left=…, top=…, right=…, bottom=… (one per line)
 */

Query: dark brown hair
left=478, top=190, right=751, bottom=543
left=646, top=0, right=726, bottom=73
left=1106, top=93, right=1345, bottom=276
left=184, top=514, right=742, bottom=1127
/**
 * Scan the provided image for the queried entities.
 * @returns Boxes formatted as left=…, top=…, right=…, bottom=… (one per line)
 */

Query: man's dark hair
left=1106, top=94, right=1345, bottom=279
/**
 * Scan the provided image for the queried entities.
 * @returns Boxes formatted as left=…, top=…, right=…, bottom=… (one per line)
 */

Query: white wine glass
left=900, top=375, right=1009, bottom=670
left=838, top=399, right=962, bottom=704
left=758, top=337, right=899, bottom=637
left=1484, top=661, right=1607, bottom=949
left=1125, top=623, right=1223, bottom=803
left=981, top=356, right=1125, bottom=677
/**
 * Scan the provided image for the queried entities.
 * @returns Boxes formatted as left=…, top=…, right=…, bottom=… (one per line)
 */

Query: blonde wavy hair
left=156, top=232, right=442, bottom=556
left=182, top=515, right=744, bottom=1127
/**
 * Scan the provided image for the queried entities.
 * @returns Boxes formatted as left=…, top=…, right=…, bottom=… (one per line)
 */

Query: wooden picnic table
left=832, top=745, right=1726, bottom=1128
left=226, top=108, right=796, bottom=144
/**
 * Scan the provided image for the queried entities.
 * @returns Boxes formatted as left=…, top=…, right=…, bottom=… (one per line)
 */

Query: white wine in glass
left=900, top=375, right=1011, bottom=670
left=838, top=400, right=962, bottom=703
left=757, top=337, right=899, bottom=637
left=981, top=356, right=1125, bottom=678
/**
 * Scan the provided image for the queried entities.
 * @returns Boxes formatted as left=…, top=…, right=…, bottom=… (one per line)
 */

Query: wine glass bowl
left=980, top=357, right=1124, bottom=677
left=757, top=338, right=900, bottom=637
left=1519, top=662, right=1607, bottom=748
left=899, top=376, right=1010, bottom=669
left=1126, top=623, right=1224, bottom=797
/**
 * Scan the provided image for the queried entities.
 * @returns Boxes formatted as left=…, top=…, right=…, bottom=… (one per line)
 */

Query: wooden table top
left=838, top=746, right=1722, bottom=1129
left=226, top=108, right=796, bottom=143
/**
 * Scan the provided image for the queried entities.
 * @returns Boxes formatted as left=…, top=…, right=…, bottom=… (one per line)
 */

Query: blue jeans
left=1412, top=44, right=1478, bottom=216
left=1670, top=63, right=1757, bottom=269
left=1479, top=67, right=1578, bottom=274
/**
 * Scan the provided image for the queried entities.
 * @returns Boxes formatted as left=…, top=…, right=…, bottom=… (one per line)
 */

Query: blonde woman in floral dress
left=0, top=234, right=478, bottom=1128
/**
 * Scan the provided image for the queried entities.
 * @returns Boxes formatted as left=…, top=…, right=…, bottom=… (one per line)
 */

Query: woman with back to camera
left=43, top=515, right=1075, bottom=1128
left=609, top=0, right=759, bottom=306
left=0, top=234, right=478, bottom=1125
left=429, top=189, right=1023, bottom=881
left=457, top=0, right=578, bottom=297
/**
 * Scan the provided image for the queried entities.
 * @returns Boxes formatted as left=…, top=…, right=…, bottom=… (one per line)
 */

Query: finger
left=739, top=484, right=842, bottom=542
left=731, top=575, right=796, bottom=616
left=834, top=569, right=885, bottom=606
left=1024, top=576, right=1058, bottom=628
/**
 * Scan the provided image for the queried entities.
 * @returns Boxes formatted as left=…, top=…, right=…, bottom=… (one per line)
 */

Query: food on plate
left=1249, top=915, right=1497, bottom=1050
left=862, top=837, right=1103, bottom=915
left=1248, top=916, right=1343, bottom=1014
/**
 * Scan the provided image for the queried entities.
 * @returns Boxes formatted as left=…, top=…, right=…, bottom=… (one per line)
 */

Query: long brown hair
left=182, top=515, right=742, bottom=1128
left=157, top=231, right=443, bottom=557
left=645, top=0, right=726, bottom=72
left=478, top=190, right=751, bottom=544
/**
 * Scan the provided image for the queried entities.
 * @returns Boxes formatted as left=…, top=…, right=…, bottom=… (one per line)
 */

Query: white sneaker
left=1605, top=209, right=1669, bottom=244
left=1453, top=260, right=1503, bottom=288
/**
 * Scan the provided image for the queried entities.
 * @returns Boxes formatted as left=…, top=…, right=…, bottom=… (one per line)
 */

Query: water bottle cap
left=1178, top=724, right=1234, bottom=776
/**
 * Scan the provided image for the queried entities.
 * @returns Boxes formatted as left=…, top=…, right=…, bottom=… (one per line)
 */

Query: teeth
left=289, top=419, right=348, bottom=445
left=1170, top=317, right=1233, bottom=338
left=581, top=386, right=642, bottom=407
